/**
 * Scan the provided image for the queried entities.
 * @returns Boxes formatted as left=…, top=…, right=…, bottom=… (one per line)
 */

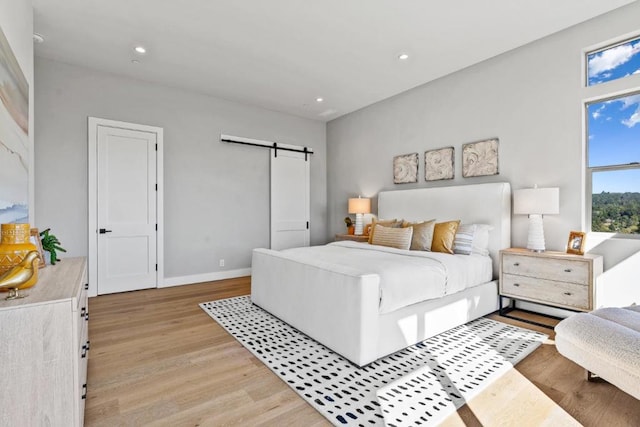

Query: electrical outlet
left=219, top=259, right=225, bottom=267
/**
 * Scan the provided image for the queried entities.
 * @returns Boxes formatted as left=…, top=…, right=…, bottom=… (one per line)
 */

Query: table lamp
left=348, top=197, right=371, bottom=236
left=513, top=186, right=559, bottom=252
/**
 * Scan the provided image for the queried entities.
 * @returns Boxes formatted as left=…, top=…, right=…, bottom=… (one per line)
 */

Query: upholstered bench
left=555, top=305, right=640, bottom=400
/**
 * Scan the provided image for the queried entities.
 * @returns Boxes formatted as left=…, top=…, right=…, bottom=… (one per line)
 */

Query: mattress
left=281, top=241, right=492, bottom=314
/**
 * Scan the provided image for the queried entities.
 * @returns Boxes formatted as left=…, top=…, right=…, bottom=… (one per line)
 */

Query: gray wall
left=35, top=57, right=326, bottom=280
left=327, top=3, right=640, bottom=296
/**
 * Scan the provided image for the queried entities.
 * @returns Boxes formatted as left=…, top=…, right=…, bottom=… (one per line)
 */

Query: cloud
left=620, top=94, right=640, bottom=109
left=618, top=95, right=640, bottom=127
left=622, top=108, right=640, bottom=127
left=592, top=104, right=606, bottom=119
left=588, top=41, right=640, bottom=78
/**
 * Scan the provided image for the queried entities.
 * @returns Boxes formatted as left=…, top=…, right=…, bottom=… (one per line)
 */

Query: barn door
left=270, top=149, right=310, bottom=250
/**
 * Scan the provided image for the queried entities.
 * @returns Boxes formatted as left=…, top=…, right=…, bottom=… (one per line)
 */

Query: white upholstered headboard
left=378, top=182, right=511, bottom=278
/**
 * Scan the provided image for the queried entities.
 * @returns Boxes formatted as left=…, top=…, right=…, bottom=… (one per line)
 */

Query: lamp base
left=526, top=214, right=546, bottom=252
left=354, top=213, right=364, bottom=235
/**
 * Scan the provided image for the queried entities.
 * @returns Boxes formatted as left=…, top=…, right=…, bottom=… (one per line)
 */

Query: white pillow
left=453, top=224, right=476, bottom=255
left=472, top=224, right=493, bottom=256
left=453, top=223, right=493, bottom=256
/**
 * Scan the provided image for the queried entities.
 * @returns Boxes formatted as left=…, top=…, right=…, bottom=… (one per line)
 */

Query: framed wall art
left=424, top=147, right=454, bottom=181
left=0, top=25, right=29, bottom=223
left=462, top=138, right=499, bottom=178
left=393, top=153, right=419, bottom=184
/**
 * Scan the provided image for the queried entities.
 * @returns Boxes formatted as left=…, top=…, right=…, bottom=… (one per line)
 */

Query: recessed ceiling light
left=134, top=46, right=147, bottom=54
left=33, top=33, right=45, bottom=43
left=398, top=53, right=409, bottom=60
left=316, top=97, right=324, bottom=103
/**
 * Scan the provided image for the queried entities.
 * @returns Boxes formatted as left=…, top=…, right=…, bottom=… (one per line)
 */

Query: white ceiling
left=33, top=0, right=636, bottom=122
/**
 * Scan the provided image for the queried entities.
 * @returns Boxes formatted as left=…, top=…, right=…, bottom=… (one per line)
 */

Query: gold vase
left=0, top=224, right=38, bottom=276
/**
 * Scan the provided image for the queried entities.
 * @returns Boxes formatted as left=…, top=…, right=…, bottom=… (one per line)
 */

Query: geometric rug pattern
left=200, top=296, right=547, bottom=426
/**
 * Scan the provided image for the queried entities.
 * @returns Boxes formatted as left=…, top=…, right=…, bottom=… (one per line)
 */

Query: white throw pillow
left=472, top=224, right=493, bottom=256
left=453, top=224, right=476, bottom=255
left=453, top=223, right=493, bottom=256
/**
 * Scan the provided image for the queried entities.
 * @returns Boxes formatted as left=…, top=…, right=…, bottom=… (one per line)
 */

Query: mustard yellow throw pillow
left=431, top=220, right=461, bottom=254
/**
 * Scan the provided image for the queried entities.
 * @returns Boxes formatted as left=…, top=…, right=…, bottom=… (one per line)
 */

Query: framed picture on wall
left=393, top=153, right=419, bottom=184
left=462, top=138, right=499, bottom=178
left=0, top=25, right=30, bottom=223
left=425, top=147, right=454, bottom=181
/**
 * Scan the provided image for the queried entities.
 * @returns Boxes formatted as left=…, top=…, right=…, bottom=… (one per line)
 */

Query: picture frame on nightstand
left=566, top=231, right=586, bottom=255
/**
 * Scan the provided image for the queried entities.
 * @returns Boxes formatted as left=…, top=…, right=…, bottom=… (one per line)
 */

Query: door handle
left=99, top=228, right=112, bottom=234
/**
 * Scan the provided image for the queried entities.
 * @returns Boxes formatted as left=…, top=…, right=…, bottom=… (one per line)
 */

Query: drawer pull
left=513, top=283, right=520, bottom=287
left=80, top=307, right=86, bottom=318
left=564, top=292, right=572, bottom=296
left=81, top=340, right=91, bottom=358
left=84, top=283, right=89, bottom=290
left=513, top=262, right=520, bottom=267
left=82, top=383, right=87, bottom=399
left=564, top=269, right=572, bottom=273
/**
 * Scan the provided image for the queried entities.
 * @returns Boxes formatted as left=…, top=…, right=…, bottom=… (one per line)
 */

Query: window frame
left=584, top=32, right=640, bottom=87
left=584, top=90, right=640, bottom=237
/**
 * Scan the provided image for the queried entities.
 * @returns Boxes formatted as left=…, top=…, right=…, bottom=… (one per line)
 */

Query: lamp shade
left=348, top=197, right=371, bottom=214
left=513, top=187, right=559, bottom=215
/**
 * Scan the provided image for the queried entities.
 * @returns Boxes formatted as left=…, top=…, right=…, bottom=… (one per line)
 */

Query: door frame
left=87, top=117, right=164, bottom=297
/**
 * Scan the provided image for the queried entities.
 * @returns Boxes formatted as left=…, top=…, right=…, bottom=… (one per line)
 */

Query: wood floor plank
left=85, top=278, right=640, bottom=426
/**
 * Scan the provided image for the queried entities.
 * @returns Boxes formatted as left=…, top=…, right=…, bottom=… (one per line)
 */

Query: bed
left=251, top=182, right=511, bottom=366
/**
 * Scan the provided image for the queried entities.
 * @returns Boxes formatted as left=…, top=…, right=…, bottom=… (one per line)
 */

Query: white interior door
left=96, top=124, right=157, bottom=294
left=270, top=149, right=310, bottom=250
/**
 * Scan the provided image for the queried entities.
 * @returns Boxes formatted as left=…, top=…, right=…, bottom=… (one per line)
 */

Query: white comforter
left=281, top=241, right=492, bottom=314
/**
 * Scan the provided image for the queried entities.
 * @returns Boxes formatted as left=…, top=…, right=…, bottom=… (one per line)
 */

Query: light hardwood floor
left=86, top=277, right=640, bottom=426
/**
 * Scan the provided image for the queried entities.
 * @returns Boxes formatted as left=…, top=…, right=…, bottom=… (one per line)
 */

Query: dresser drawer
left=502, top=253, right=589, bottom=285
left=501, top=273, right=590, bottom=310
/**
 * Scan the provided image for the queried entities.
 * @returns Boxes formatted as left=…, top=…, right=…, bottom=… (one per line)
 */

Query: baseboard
left=160, top=268, right=251, bottom=288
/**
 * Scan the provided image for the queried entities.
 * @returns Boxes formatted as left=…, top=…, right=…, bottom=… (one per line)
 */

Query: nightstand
left=335, top=233, right=369, bottom=242
left=499, top=248, right=603, bottom=326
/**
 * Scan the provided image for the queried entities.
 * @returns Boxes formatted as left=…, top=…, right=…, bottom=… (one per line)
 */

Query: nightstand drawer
left=502, top=253, right=589, bottom=285
left=501, top=273, right=590, bottom=310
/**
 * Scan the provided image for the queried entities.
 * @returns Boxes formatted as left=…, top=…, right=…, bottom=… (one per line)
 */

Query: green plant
left=344, top=217, right=353, bottom=228
left=40, top=228, right=67, bottom=265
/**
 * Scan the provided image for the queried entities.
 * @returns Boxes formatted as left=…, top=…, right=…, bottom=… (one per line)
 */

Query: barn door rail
left=221, top=134, right=313, bottom=160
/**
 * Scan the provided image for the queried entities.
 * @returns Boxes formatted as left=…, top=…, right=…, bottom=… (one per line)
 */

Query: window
left=587, top=36, right=640, bottom=86
left=587, top=92, right=640, bottom=234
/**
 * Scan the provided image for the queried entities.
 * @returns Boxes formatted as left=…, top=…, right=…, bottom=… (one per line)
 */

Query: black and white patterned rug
left=200, top=296, right=547, bottom=426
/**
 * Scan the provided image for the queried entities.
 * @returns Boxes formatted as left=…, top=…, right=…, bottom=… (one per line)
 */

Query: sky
left=587, top=37, right=640, bottom=193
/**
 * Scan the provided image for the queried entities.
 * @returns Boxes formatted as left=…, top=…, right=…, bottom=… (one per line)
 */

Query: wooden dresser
left=500, top=248, right=603, bottom=312
left=0, top=257, right=88, bottom=426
